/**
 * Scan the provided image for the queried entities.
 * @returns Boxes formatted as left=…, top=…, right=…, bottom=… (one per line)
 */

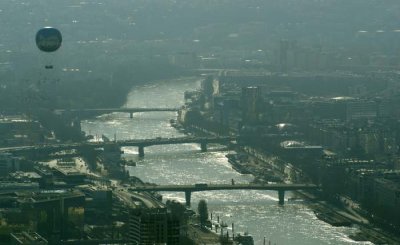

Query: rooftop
left=10, top=171, right=41, bottom=180
left=11, top=231, right=48, bottom=244
left=53, top=166, right=85, bottom=176
left=375, top=177, right=400, bottom=191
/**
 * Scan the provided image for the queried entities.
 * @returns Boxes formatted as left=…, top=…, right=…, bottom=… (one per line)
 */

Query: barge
left=314, top=211, right=352, bottom=227
left=226, top=153, right=251, bottom=174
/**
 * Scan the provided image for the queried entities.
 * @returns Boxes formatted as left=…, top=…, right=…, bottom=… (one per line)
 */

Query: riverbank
left=177, top=119, right=400, bottom=244
left=81, top=76, right=394, bottom=244
left=242, top=145, right=400, bottom=244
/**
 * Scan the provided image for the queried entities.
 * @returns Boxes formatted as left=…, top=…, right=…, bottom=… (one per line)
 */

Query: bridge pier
left=200, top=142, right=207, bottom=152
left=129, top=112, right=133, bottom=119
left=278, top=190, right=285, bottom=205
left=138, top=146, right=144, bottom=157
left=185, top=191, right=192, bottom=206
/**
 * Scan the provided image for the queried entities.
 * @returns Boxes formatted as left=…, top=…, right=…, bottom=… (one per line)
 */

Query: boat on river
left=226, top=153, right=251, bottom=174
left=234, top=232, right=254, bottom=245
left=120, top=158, right=136, bottom=166
left=314, top=211, right=352, bottom=227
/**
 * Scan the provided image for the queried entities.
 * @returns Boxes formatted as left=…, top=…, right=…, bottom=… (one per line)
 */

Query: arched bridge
left=130, top=183, right=318, bottom=206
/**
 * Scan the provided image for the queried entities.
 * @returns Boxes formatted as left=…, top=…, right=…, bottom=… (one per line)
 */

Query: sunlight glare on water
left=81, top=77, right=372, bottom=245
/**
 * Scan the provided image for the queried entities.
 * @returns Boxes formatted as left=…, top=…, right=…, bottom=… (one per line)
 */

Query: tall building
left=0, top=153, right=21, bottom=176
left=201, top=76, right=220, bottom=110
left=279, top=40, right=289, bottom=72
left=128, top=206, right=180, bottom=245
left=78, top=185, right=112, bottom=225
left=241, top=87, right=263, bottom=125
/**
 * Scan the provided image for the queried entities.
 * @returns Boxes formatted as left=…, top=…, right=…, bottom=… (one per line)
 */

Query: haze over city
left=0, top=1, right=400, bottom=244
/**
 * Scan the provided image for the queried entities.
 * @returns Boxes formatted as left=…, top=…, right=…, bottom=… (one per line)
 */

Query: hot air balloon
left=35, top=27, right=62, bottom=69
left=35, top=27, right=62, bottom=52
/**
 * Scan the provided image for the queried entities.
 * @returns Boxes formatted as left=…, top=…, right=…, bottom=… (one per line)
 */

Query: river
left=81, top=77, right=371, bottom=245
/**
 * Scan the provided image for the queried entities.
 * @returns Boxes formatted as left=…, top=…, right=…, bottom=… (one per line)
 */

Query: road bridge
left=120, top=136, right=235, bottom=157
left=130, top=183, right=318, bottom=206
left=54, top=107, right=179, bottom=118
left=0, top=136, right=236, bottom=157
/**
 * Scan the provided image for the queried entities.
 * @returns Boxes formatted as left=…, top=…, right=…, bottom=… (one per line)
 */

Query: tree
left=197, top=199, right=208, bottom=227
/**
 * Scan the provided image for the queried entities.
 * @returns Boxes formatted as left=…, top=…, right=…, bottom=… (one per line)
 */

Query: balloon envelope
left=35, top=27, right=62, bottom=52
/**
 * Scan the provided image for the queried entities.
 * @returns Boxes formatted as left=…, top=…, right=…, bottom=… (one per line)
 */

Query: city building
left=10, top=231, right=48, bottom=245
left=19, top=190, right=85, bottom=241
left=78, top=185, right=113, bottom=225
left=279, top=140, right=324, bottom=165
left=241, top=87, right=263, bottom=125
left=113, top=191, right=181, bottom=245
left=0, top=153, right=21, bottom=177
left=0, top=181, right=39, bottom=194
left=371, top=174, right=400, bottom=224
left=52, top=165, right=86, bottom=185
left=346, top=100, right=377, bottom=121
left=128, top=206, right=180, bottom=245
left=0, top=115, right=45, bottom=147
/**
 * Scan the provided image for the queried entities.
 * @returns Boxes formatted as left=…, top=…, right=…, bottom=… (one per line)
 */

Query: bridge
left=130, top=183, right=318, bottom=206
left=119, top=136, right=235, bottom=156
left=54, top=107, right=179, bottom=118
left=0, top=136, right=236, bottom=157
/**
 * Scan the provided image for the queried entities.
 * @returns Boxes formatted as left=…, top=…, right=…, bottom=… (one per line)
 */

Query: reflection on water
left=81, top=78, right=372, bottom=245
